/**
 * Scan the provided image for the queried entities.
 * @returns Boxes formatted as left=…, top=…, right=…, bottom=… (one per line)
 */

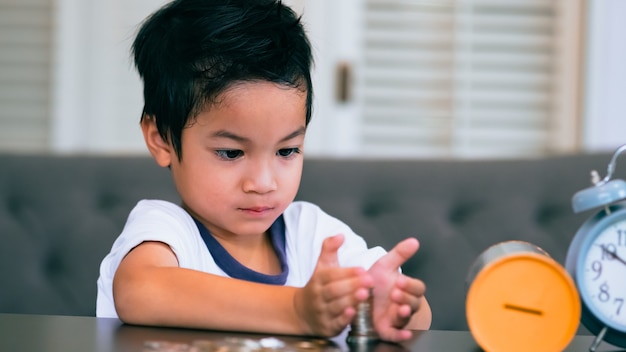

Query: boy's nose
left=242, top=160, right=278, bottom=194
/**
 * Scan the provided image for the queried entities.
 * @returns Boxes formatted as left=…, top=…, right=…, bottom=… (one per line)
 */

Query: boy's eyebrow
left=280, top=126, right=307, bottom=142
left=212, top=126, right=306, bottom=143
left=212, top=130, right=247, bottom=142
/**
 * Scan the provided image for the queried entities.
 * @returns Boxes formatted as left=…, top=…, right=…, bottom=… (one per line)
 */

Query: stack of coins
left=346, top=290, right=379, bottom=344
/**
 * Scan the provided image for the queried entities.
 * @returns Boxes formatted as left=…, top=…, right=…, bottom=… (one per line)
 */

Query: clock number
left=619, top=229, right=626, bottom=246
left=591, top=260, right=603, bottom=280
left=615, top=298, right=625, bottom=316
left=602, top=243, right=618, bottom=261
left=599, top=282, right=610, bottom=302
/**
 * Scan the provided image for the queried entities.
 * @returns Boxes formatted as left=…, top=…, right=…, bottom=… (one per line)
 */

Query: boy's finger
left=376, top=237, right=419, bottom=270
left=316, top=234, right=344, bottom=268
left=395, top=274, right=426, bottom=295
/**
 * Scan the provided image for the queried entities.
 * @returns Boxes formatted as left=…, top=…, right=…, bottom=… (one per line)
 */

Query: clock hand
left=600, top=245, right=626, bottom=266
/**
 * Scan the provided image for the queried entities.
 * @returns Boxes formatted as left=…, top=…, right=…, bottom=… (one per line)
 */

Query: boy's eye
left=216, top=149, right=243, bottom=160
left=277, top=148, right=301, bottom=158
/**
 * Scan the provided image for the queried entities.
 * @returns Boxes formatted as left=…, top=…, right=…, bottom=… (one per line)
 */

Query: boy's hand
left=294, top=234, right=373, bottom=337
left=368, top=238, right=426, bottom=342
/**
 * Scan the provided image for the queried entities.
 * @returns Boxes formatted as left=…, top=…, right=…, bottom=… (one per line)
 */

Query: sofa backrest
left=0, top=152, right=619, bottom=331
left=0, top=155, right=178, bottom=316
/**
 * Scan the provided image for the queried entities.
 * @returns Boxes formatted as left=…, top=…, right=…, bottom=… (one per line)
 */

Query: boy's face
left=165, top=81, right=307, bottom=240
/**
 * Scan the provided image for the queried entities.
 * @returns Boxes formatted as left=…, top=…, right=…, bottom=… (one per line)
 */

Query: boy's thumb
left=316, top=234, right=344, bottom=268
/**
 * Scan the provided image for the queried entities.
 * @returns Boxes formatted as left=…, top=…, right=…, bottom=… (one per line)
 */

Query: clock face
left=579, top=216, right=626, bottom=331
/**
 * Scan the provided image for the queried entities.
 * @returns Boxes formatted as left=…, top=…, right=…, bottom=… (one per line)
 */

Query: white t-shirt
left=96, top=200, right=386, bottom=318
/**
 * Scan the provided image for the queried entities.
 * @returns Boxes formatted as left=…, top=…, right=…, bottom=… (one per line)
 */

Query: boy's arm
left=113, top=241, right=302, bottom=334
left=113, top=237, right=371, bottom=336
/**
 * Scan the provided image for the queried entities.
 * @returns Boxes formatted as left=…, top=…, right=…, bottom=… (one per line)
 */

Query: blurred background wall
left=1, top=0, right=624, bottom=158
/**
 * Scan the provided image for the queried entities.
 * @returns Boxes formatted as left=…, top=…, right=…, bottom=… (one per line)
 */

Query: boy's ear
left=141, top=115, right=173, bottom=168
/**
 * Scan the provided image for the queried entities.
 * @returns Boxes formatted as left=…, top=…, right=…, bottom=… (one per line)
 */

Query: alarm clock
left=466, top=241, right=580, bottom=352
left=565, top=144, right=626, bottom=349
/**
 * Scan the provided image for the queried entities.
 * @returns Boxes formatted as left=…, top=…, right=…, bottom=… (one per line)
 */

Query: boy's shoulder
left=284, top=200, right=347, bottom=230
left=125, top=199, right=195, bottom=235
left=129, top=199, right=188, bottom=220
left=116, top=199, right=204, bottom=261
left=285, top=200, right=324, bottom=217
left=286, top=200, right=318, bottom=210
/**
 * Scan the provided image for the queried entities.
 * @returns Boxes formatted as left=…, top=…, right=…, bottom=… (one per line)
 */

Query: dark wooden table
left=0, top=313, right=624, bottom=351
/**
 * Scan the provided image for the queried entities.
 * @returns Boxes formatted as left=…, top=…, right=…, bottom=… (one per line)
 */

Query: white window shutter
left=0, top=0, right=52, bottom=152
left=359, top=0, right=583, bottom=158
left=0, top=0, right=167, bottom=153
left=0, top=0, right=585, bottom=157
left=51, top=0, right=167, bottom=153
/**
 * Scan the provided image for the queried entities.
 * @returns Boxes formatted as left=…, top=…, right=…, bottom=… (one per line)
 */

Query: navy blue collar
left=192, top=216, right=289, bottom=285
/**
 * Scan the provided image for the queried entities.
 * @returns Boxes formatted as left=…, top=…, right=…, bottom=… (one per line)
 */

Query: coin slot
left=503, top=304, right=543, bottom=316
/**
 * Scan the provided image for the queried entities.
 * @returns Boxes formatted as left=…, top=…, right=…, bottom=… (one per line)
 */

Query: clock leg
left=589, top=325, right=608, bottom=352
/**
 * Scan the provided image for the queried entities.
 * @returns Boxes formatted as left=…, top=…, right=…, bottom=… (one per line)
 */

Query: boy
left=96, top=0, right=431, bottom=342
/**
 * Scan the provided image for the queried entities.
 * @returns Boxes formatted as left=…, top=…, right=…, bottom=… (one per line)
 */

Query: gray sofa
left=0, top=152, right=619, bottom=331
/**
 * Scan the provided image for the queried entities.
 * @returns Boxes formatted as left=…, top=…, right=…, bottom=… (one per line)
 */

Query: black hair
left=132, top=0, right=313, bottom=160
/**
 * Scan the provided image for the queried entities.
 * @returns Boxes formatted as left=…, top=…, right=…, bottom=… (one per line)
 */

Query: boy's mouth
left=239, top=206, right=274, bottom=214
